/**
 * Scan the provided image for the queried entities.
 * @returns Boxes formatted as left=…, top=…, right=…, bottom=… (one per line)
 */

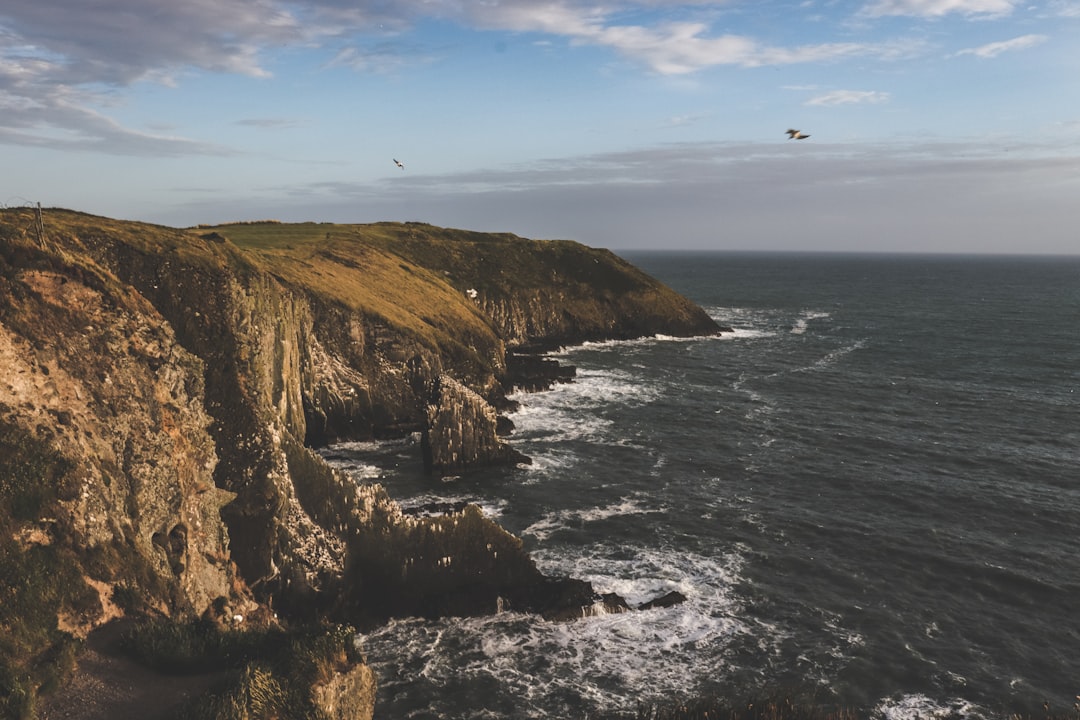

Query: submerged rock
left=637, top=590, right=688, bottom=611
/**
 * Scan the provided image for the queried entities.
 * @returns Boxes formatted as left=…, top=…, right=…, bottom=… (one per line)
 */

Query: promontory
left=0, top=207, right=722, bottom=718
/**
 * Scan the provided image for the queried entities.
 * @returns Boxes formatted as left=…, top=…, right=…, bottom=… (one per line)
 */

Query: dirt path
left=38, top=621, right=226, bottom=720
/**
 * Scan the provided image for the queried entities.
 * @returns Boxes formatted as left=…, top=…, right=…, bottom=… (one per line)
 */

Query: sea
left=322, top=252, right=1080, bottom=720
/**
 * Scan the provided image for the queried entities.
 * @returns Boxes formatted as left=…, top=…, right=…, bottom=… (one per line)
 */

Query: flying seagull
left=393, top=158, right=404, bottom=169
left=786, top=129, right=810, bottom=140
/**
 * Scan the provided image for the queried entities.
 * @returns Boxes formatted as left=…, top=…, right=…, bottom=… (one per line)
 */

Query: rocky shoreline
left=0, top=208, right=724, bottom=717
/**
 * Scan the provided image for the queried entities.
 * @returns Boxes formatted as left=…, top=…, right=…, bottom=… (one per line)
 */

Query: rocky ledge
left=0, top=208, right=722, bottom=717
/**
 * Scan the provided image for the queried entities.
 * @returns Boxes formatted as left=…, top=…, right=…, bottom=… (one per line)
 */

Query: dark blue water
left=327, top=253, right=1080, bottom=719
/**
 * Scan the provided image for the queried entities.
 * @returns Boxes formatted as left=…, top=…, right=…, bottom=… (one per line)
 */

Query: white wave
left=510, top=367, right=660, bottom=416
left=530, top=543, right=742, bottom=609
left=510, top=402, right=614, bottom=445
left=362, top=544, right=762, bottom=717
left=521, top=496, right=656, bottom=542
left=874, top=694, right=984, bottom=720
left=706, top=306, right=786, bottom=340
left=791, top=310, right=831, bottom=335
left=396, top=493, right=507, bottom=520
left=719, top=327, right=775, bottom=341
left=706, top=305, right=772, bottom=325
left=324, top=439, right=384, bottom=454
left=507, top=368, right=661, bottom=472
left=802, top=339, right=866, bottom=372
left=518, top=447, right=581, bottom=478
left=520, top=514, right=566, bottom=543
left=548, top=331, right=723, bottom=357
left=337, top=461, right=383, bottom=480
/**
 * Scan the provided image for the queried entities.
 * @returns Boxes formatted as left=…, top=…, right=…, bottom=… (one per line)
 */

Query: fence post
left=35, top=203, right=45, bottom=247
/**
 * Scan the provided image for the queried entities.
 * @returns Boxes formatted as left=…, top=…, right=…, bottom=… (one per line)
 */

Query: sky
left=2, top=0, right=1079, bottom=253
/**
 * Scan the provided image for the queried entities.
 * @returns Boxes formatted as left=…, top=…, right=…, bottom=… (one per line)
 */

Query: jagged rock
left=637, top=590, right=688, bottom=611
left=401, top=500, right=473, bottom=517
left=505, top=352, right=577, bottom=392
left=344, top=504, right=615, bottom=624
left=422, top=374, right=530, bottom=475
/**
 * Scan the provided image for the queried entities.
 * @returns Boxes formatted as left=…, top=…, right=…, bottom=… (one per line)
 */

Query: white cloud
left=1048, top=1, right=1080, bottom=16
left=861, top=0, right=1018, bottom=17
left=0, top=0, right=315, bottom=152
left=0, top=0, right=994, bottom=157
left=955, top=34, right=1047, bottom=58
left=458, top=4, right=916, bottom=73
left=806, top=89, right=891, bottom=106
left=327, top=42, right=438, bottom=73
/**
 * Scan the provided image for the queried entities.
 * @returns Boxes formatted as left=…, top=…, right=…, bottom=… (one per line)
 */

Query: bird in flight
left=393, top=158, right=405, bottom=169
left=786, top=129, right=810, bottom=140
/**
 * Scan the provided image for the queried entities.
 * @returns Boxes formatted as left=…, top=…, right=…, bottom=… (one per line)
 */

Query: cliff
left=0, top=208, right=721, bottom=716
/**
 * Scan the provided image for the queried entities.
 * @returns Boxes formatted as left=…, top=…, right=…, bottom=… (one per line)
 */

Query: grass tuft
left=121, top=618, right=361, bottom=720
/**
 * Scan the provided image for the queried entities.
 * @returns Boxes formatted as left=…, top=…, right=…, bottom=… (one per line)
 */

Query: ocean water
left=324, top=253, right=1080, bottom=719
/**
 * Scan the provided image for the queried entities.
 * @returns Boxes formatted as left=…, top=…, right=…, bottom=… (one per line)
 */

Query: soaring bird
left=786, top=129, right=810, bottom=140
left=393, top=158, right=405, bottom=169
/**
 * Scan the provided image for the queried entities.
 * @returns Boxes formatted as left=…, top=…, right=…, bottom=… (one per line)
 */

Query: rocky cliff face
left=0, top=208, right=721, bottom=714
left=0, top=240, right=242, bottom=626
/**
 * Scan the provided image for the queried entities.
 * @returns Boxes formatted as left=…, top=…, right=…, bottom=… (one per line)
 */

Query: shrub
left=122, top=618, right=361, bottom=720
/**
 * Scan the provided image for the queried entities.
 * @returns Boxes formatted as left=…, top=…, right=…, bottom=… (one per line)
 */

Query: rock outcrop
left=0, top=240, right=244, bottom=627
left=423, top=374, right=530, bottom=474
left=0, top=208, right=723, bottom=716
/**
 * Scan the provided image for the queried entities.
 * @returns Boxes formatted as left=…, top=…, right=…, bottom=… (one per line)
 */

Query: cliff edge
left=0, top=207, right=721, bottom=716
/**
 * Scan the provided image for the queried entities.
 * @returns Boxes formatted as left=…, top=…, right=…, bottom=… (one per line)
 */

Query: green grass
left=122, top=618, right=362, bottom=720
left=192, top=221, right=499, bottom=355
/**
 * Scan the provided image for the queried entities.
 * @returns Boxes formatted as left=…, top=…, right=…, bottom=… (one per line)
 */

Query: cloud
left=806, top=89, right=891, bottom=106
left=1047, top=1, right=1080, bottom=17
left=327, top=42, right=439, bottom=74
left=0, top=0, right=933, bottom=156
left=861, top=0, right=1018, bottom=17
left=954, top=34, right=1047, bottom=58
left=0, top=0, right=306, bottom=86
left=0, top=0, right=314, bottom=153
left=0, top=90, right=231, bottom=156
left=461, top=4, right=911, bottom=73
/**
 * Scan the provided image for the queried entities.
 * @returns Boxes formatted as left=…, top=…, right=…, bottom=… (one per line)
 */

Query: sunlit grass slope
left=202, top=219, right=717, bottom=351
left=193, top=221, right=499, bottom=354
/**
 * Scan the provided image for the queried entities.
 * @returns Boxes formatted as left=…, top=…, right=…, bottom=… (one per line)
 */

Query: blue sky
left=2, top=0, right=1079, bottom=252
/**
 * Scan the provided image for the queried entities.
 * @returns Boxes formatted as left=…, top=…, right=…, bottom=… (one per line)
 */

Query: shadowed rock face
left=0, top=208, right=721, bottom=710
left=422, top=374, right=530, bottom=475
left=344, top=505, right=601, bottom=625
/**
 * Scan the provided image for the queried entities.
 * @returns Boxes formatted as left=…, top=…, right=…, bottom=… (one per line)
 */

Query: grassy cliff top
left=4, top=209, right=717, bottom=354
left=194, top=219, right=669, bottom=297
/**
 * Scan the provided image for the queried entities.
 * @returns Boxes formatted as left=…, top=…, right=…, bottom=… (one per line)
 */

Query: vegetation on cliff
left=120, top=618, right=374, bottom=720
